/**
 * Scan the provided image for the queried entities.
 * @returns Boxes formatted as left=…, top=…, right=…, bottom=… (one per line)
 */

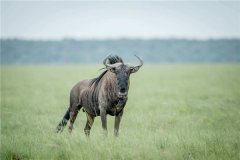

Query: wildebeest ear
left=130, top=66, right=140, bottom=73
left=129, top=55, right=143, bottom=73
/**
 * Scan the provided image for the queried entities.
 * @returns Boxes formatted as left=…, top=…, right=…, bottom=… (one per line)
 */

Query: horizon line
left=1, top=36, right=240, bottom=41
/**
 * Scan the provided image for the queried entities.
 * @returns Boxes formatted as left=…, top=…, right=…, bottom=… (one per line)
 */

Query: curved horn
left=103, top=54, right=115, bottom=68
left=130, top=55, right=143, bottom=67
left=135, top=55, right=143, bottom=67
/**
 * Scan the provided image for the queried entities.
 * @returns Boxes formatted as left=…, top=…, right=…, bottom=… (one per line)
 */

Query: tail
left=56, top=107, right=70, bottom=133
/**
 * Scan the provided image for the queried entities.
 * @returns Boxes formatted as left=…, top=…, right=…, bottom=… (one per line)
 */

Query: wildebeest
left=56, top=55, right=143, bottom=136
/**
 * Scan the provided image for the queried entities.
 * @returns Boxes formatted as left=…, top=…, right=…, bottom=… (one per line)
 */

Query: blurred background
left=1, top=1, right=240, bottom=64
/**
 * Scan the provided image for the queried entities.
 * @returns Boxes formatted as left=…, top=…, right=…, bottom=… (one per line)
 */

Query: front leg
left=114, top=110, right=124, bottom=137
left=100, top=109, right=107, bottom=136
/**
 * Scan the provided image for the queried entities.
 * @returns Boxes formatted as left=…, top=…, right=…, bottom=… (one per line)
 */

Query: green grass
left=1, top=64, right=240, bottom=160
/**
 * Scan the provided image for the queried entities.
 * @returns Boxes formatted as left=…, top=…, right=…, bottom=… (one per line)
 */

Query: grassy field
left=1, top=64, right=240, bottom=160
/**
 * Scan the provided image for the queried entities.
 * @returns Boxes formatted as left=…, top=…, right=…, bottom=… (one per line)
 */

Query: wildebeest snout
left=120, top=87, right=126, bottom=93
left=118, top=90, right=127, bottom=99
left=117, top=75, right=128, bottom=98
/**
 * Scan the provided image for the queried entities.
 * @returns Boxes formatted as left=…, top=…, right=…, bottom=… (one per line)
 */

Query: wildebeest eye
left=110, top=67, right=116, bottom=73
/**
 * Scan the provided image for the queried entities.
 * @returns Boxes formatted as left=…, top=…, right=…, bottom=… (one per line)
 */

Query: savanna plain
left=1, top=64, right=240, bottom=160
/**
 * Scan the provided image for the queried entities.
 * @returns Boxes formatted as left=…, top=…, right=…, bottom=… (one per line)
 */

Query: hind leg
left=84, top=112, right=95, bottom=136
left=68, top=103, right=82, bottom=133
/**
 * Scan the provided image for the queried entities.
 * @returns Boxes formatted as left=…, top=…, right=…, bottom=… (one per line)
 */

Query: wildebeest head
left=103, top=55, right=143, bottom=99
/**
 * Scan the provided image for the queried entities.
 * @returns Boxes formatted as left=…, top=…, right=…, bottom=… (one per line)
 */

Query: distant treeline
left=1, top=38, right=240, bottom=64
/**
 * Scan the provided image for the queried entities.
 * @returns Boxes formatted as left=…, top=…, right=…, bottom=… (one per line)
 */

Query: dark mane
left=90, top=55, right=123, bottom=87
left=107, top=55, right=123, bottom=64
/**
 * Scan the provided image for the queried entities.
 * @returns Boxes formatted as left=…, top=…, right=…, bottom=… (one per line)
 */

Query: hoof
left=68, top=126, right=73, bottom=133
left=55, top=126, right=64, bottom=133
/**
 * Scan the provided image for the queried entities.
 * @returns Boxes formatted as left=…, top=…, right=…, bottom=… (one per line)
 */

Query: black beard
left=116, top=97, right=127, bottom=109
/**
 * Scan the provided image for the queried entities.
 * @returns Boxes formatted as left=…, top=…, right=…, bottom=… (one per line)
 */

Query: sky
left=1, top=1, right=240, bottom=40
